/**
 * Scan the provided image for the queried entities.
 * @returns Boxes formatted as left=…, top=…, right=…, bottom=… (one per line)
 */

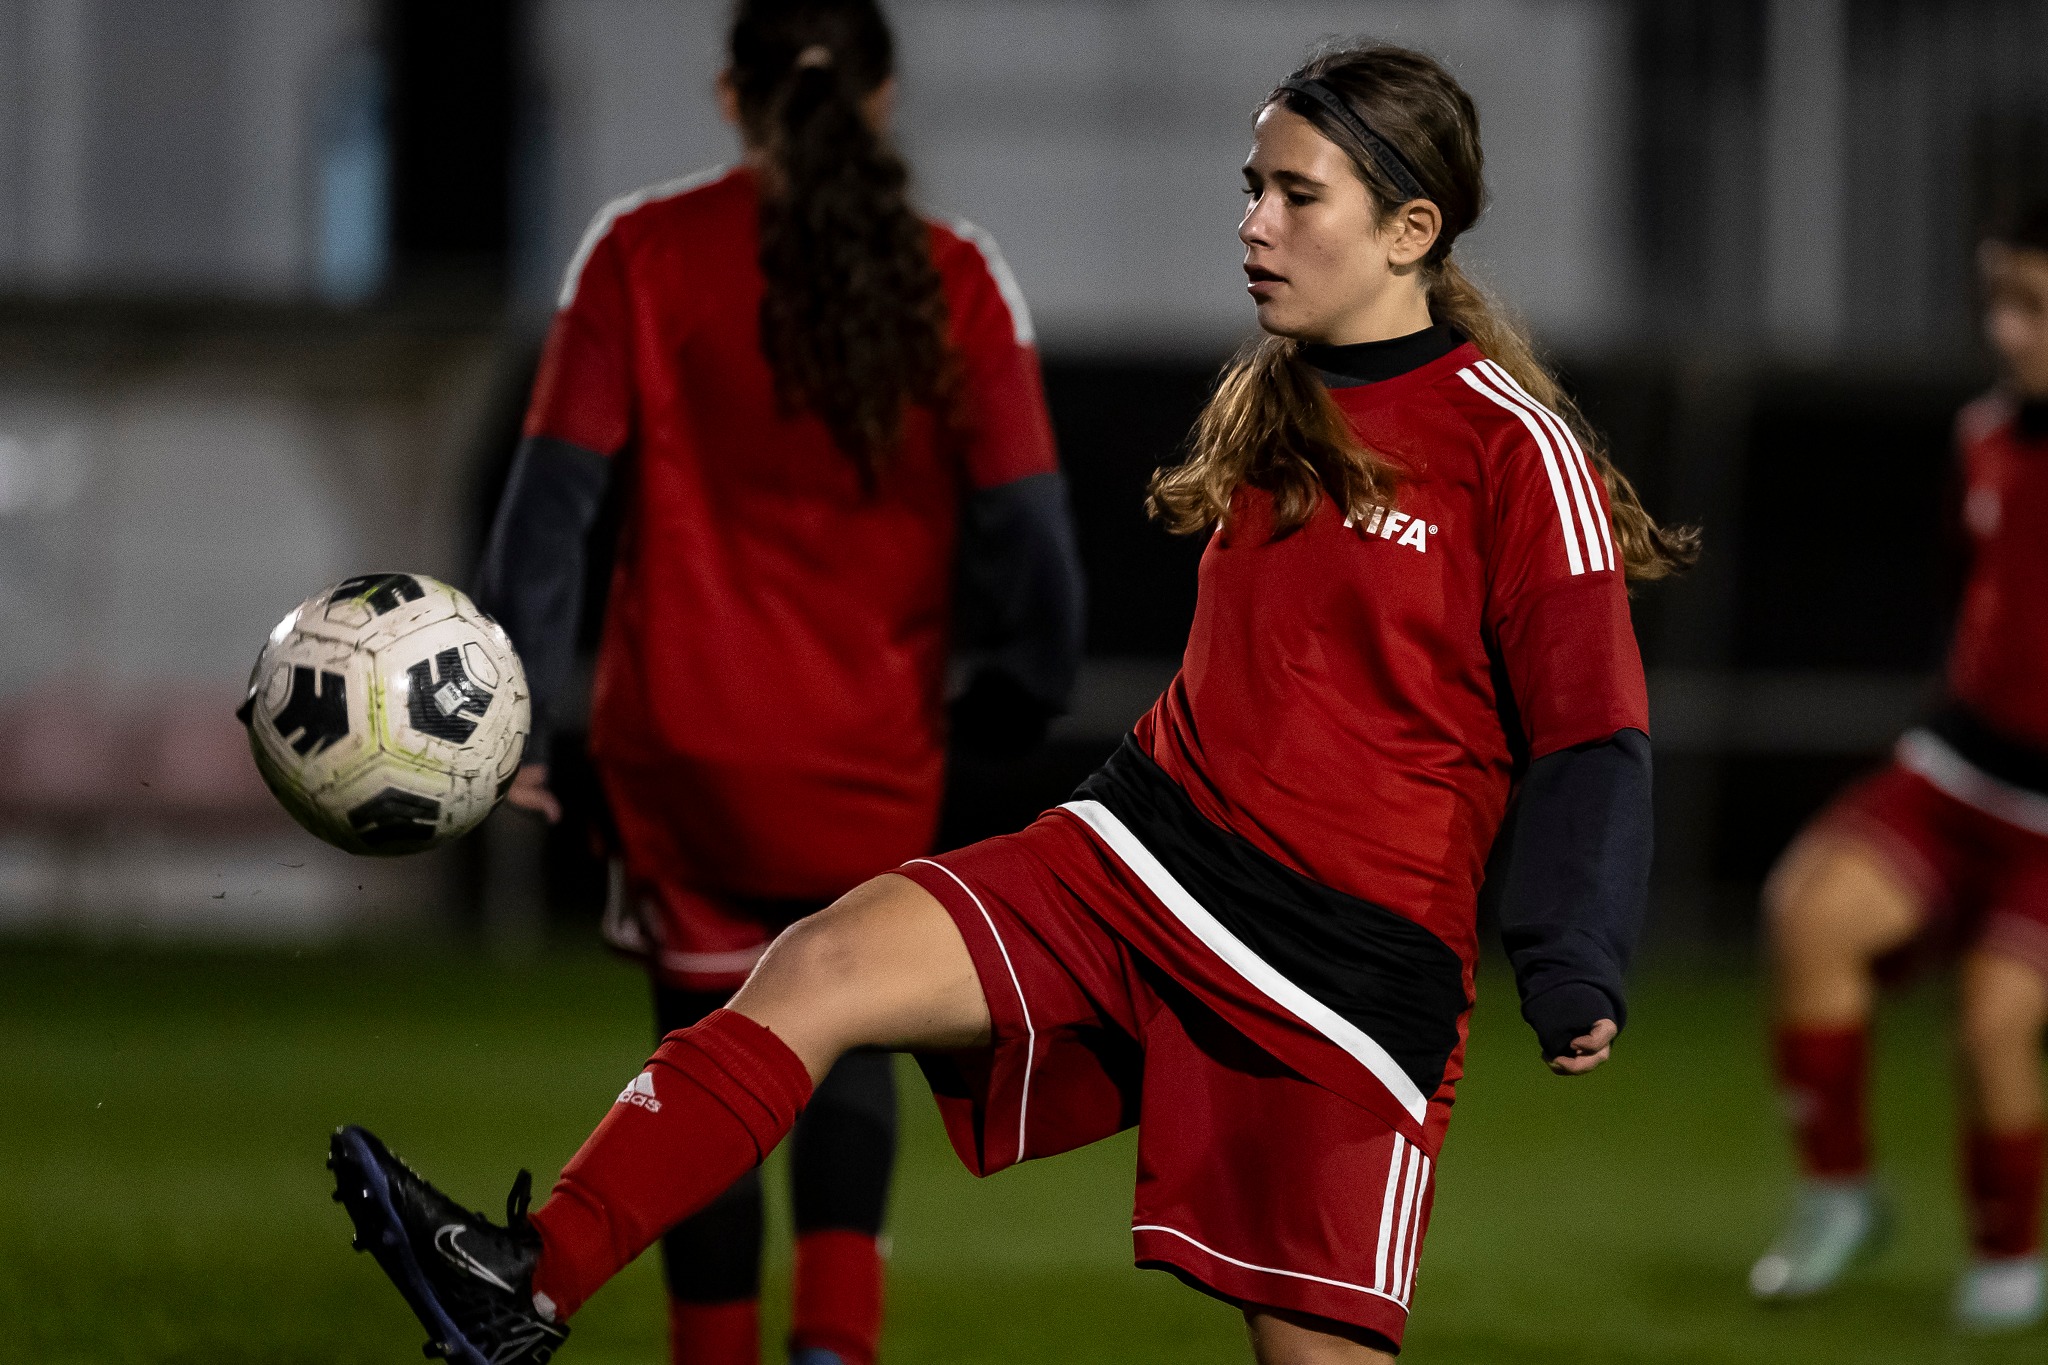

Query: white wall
left=0, top=0, right=374, bottom=296
left=0, top=0, right=1630, bottom=345
left=532, top=0, right=1632, bottom=352
left=0, top=325, right=501, bottom=936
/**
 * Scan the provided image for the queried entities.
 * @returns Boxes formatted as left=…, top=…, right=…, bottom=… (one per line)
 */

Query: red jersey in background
left=524, top=165, right=1058, bottom=901
left=1946, top=395, right=2048, bottom=747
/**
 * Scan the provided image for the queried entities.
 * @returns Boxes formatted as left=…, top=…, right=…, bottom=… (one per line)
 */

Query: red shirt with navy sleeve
left=1134, top=344, right=1649, bottom=974
left=1948, top=394, right=2048, bottom=749
left=525, top=165, right=1057, bottom=896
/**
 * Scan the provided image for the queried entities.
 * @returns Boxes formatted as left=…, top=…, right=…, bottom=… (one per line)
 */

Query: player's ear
left=860, top=75, right=898, bottom=134
left=1385, top=199, right=1441, bottom=270
left=715, top=68, right=741, bottom=128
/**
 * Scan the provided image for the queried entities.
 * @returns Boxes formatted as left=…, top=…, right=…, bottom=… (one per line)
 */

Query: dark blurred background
left=1, top=0, right=2041, bottom=954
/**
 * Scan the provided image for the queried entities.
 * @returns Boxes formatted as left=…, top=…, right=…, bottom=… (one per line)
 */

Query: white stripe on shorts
left=1387, top=1142, right=1423, bottom=1301
left=1374, top=1135, right=1409, bottom=1293
left=1132, top=1223, right=1411, bottom=1310
left=1398, top=1151, right=1433, bottom=1303
left=906, top=859, right=1037, bottom=1166
left=1058, top=799, right=1429, bottom=1123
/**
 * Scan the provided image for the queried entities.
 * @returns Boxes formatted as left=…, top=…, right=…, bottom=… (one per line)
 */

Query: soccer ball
left=237, top=573, right=530, bottom=855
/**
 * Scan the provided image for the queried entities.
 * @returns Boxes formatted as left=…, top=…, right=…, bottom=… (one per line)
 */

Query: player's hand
left=1546, top=1018, right=1617, bottom=1076
left=503, top=763, right=562, bottom=824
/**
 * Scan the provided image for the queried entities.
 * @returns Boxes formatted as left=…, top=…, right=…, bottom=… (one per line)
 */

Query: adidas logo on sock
left=616, top=1070, right=662, bottom=1113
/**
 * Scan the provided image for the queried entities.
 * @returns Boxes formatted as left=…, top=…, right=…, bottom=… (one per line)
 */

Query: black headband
left=1276, top=75, right=1429, bottom=205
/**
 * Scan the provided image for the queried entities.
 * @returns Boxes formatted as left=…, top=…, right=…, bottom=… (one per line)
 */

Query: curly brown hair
left=729, top=0, right=955, bottom=487
left=1149, top=42, right=1698, bottom=582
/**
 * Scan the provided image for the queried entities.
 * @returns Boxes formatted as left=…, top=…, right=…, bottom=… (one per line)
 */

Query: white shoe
left=1749, top=1179, right=1886, bottom=1301
left=1955, top=1255, right=2045, bottom=1333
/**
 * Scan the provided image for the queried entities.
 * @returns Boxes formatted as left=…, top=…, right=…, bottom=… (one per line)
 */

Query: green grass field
left=0, top=939, right=2040, bottom=1364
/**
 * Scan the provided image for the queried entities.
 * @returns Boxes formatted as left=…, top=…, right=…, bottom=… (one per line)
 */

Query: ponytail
left=1149, top=336, right=1402, bottom=535
left=732, top=0, right=953, bottom=487
left=1426, top=258, right=1699, bottom=581
left=1151, top=41, right=1698, bottom=582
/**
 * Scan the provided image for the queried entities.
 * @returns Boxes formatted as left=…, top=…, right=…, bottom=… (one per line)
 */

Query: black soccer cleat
left=329, top=1125, right=569, bottom=1365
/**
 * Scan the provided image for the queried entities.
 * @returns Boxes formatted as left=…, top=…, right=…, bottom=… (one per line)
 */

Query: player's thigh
left=1959, top=948, right=2048, bottom=1065
left=1244, top=1309, right=1395, bottom=1365
left=1763, top=830, right=1923, bottom=968
left=730, top=873, right=992, bottom=1074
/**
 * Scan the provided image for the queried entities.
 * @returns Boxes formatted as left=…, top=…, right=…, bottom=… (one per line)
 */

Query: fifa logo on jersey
left=616, top=1071, right=662, bottom=1113
left=1345, top=505, right=1438, bottom=553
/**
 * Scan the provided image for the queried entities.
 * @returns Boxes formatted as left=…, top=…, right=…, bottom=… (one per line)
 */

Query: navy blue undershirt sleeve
left=1486, top=726, right=1653, bottom=1059
left=950, top=470, right=1087, bottom=758
left=474, top=435, right=613, bottom=765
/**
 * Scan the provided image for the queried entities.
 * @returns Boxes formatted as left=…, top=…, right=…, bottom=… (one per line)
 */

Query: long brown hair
left=730, top=0, right=953, bottom=486
left=1149, top=42, right=1697, bottom=580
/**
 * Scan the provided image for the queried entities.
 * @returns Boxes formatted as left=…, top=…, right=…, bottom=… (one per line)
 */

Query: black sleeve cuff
left=1521, top=980, right=1624, bottom=1060
left=1489, top=727, right=1652, bottom=1059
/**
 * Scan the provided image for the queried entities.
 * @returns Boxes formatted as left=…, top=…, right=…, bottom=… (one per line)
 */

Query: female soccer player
left=1748, top=205, right=2048, bottom=1331
left=334, top=40, right=1691, bottom=1365
left=468, top=3, right=1083, bottom=1363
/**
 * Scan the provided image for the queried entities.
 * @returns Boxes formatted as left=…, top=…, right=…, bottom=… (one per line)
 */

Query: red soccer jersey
left=524, top=164, right=1058, bottom=897
left=1947, top=395, right=2048, bottom=749
left=1133, top=346, right=1650, bottom=975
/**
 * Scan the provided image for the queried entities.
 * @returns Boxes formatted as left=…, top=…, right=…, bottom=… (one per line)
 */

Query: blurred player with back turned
left=332, top=38, right=1693, bottom=1365
left=1751, top=203, right=2048, bottom=1331
left=470, top=2, right=1083, bottom=1362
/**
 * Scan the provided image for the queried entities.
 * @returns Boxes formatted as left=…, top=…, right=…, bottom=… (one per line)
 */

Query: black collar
left=1303, top=324, right=1465, bottom=389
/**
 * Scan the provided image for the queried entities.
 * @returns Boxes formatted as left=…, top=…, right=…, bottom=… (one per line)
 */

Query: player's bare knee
left=755, top=908, right=868, bottom=1005
left=1960, top=956, right=2048, bottom=1063
left=1764, top=837, right=1915, bottom=969
left=1762, top=874, right=1850, bottom=978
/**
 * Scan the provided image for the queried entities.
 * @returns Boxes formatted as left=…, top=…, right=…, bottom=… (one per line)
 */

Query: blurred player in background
left=1750, top=204, right=2048, bottom=1331
left=335, top=39, right=1692, bottom=1365
left=470, top=1, right=1083, bottom=1362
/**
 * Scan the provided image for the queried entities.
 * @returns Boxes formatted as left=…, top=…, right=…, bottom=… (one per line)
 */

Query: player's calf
left=1955, top=950, right=2048, bottom=1331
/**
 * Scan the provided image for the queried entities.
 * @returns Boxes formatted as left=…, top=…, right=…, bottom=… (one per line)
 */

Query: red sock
left=667, top=1298, right=758, bottom=1365
left=529, top=1010, right=812, bottom=1320
left=791, top=1229, right=886, bottom=1365
left=1775, top=1024, right=1869, bottom=1180
left=1967, top=1125, right=2046, bottom=1259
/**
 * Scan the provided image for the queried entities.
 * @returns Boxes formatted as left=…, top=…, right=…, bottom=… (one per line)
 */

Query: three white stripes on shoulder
left=1458, top=360, right=1617, bottom=576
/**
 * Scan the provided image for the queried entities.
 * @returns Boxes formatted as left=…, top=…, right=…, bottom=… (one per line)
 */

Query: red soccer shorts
left=898, top=813, right=1447, bottom=1349
left=597, top=762, right=848, bottom=991
left=1812, top=759, right=2048, bottom=981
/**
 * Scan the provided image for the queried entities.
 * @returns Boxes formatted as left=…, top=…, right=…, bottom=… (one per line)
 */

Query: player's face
left=1983, top=243, right=2048, bottom=398
left=1238, top=105, right=1438, bottom=345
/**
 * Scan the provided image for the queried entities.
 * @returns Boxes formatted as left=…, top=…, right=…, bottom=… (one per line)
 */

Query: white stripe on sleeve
left=557, top=165, right=732, bottom=310
left=1479, top=360, right=1617, bottom=571
left=947, top=217, right=1036, bottom=347
left=1458, top=365, right=1586, bottom=575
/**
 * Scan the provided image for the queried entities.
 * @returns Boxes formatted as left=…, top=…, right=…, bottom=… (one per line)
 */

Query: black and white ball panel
left=241, top=573, right=530, bottom=856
